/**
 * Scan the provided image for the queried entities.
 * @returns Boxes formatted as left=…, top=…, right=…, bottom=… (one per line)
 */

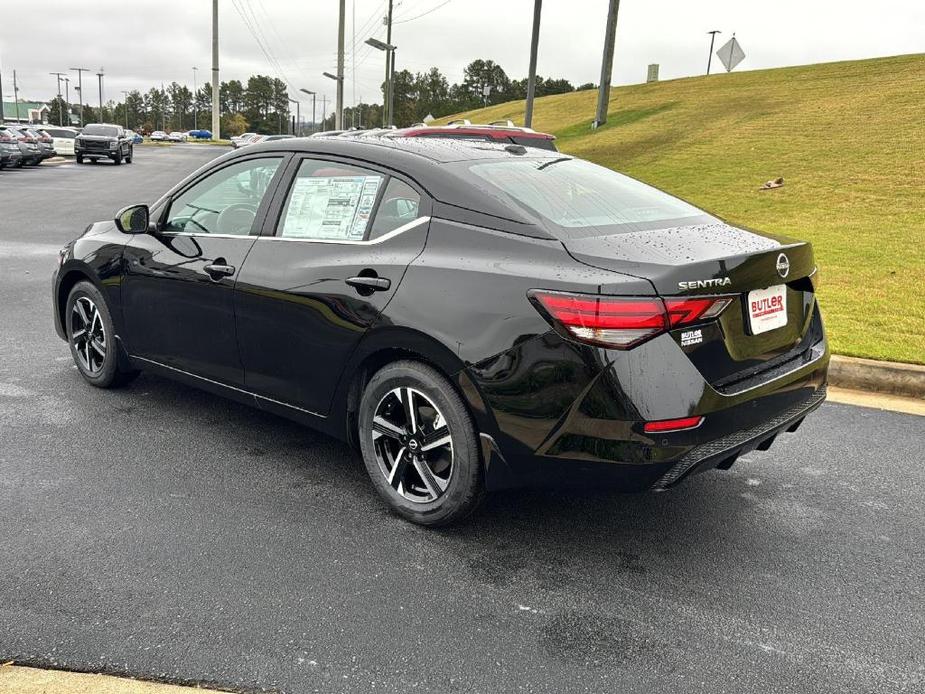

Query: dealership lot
left=0, top=146, right=923, bottom=693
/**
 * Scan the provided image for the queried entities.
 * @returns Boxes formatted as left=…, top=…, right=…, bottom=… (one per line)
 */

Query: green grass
left=438, top=54, right=925, bottom=364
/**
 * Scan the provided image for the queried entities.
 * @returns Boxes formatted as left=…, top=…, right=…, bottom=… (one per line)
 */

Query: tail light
left=0, top=133, right=11, bottom=142
left=529, top=290, right=731, bottom=349
left=644, top=416, right=704, bottom=433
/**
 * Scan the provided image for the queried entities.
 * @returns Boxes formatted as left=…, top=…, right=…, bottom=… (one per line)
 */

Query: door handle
left=204, top=262, right=236, bottom=279
left=346, top=275, right=391, bottom=292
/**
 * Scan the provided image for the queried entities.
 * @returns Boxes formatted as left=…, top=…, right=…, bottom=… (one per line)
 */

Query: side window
left=163, top=157, right=282, bottom=236
left=278, top=159, right=384, bottom=241
left=368, top=178, right=422, bottom=240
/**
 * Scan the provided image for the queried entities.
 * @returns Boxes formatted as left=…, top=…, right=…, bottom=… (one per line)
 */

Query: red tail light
left=644, top=416, right=704, bottom=433
left=529, top=291, right=731, bottom=349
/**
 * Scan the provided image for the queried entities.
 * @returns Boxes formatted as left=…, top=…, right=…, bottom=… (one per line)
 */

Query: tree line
left=44, top=60, right=588, bottom=135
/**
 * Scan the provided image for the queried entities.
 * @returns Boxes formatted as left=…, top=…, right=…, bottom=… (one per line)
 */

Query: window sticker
left=281, top=175, right=382, bottom=240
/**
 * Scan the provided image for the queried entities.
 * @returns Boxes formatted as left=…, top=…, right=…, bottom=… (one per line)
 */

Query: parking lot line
left=0, top=665, right=229, bottom=694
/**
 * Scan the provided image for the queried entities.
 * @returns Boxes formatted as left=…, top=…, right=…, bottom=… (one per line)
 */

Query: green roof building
left=1, top=100, right=51, bottom=124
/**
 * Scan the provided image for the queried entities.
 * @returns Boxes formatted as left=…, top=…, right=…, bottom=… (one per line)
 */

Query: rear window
left=43, top=128, right=76, bottom=138
left=82, top=125, right=119, bottom=137
left=466, top=158, right=711, bottom=238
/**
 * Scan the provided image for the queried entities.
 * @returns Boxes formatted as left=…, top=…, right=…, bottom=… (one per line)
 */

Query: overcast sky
left=1, top=0, right=922, bottom=107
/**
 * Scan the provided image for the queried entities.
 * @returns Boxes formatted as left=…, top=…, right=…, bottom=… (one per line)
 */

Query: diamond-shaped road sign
left=716, top=36, right=746, bottom=73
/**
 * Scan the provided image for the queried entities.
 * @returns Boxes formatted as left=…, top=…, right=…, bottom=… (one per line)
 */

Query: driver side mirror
left=115, top=204, right=150, bottom=234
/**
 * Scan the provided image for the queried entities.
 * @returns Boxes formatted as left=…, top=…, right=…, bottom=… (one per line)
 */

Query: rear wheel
left=66, top=281, right=139, bottom=388
left=358, top=360, right=484, bottom=526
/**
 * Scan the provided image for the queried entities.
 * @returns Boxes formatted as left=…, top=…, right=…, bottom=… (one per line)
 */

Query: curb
left=828, top=355, right=925, bottom=400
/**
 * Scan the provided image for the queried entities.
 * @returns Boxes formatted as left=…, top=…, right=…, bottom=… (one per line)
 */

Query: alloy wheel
left=371, top=387, right=454, bottom=503
left=70, top=296, right=107, bottom=374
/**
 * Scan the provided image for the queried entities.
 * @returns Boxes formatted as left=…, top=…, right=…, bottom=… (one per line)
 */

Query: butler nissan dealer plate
left=748, top=285, right=788, bottom=335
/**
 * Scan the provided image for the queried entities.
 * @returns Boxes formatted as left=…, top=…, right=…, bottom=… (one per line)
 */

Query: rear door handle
left=346, top=276, right=391, bottom=292
left=204, top=262, right=236, bottom=279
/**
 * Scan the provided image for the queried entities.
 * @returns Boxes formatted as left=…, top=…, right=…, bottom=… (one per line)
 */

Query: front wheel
left=66, top=281, right=139, bottom=388
left=112, top=152, right=122, bottom=165
left=358, top=361, right=484, bottom=526
left=125, top=147, right=133, bottom=163
left=76, top=154, right=84, bottom=164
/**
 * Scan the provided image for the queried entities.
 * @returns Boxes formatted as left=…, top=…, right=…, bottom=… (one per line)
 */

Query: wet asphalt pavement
left=1, top=146, right=923, bottom=693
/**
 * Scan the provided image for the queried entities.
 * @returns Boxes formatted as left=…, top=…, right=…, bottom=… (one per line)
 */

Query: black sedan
left=52, top=137, right=829, bottom=525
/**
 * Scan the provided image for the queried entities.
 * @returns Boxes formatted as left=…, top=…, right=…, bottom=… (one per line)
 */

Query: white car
left=37, top=127, right=78, bottom=157
left=150, top=131, right=168, bottom=141
left=167, top=131, right=187, bottom=142
left=231, top=132, right=257, bottom=149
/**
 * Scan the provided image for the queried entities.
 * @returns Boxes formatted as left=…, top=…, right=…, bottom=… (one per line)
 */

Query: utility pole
left=13, top=70, right=21, bottom=122
left=336, top=0, right=345, bottom=129
left=321, top=94, right=328, bottom=130
left=70, top=67, right=90, bottom=126
left=50, top=72, right=66, bottom=125
left=211, top=0, right=220, bottom=140
left=706, top=30, right=721, bottom=75
left=300, top=89, right=316, bottom=134
left=63, top=77, right=70, bottom=121
left=383, top=0, right=393, bottom=127
left=121, top=91, right=130, bottom=128
left=524, top=0, right=542, bottom=128
left=96, top=68, right=104, bottom=121
left=192, top=66, right=198, bottom=130
left=593, top=0, right=621, bottom=128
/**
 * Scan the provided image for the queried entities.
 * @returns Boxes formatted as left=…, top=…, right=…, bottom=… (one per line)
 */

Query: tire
left=112, top=152, right=122, bottom=165
left=76, top=154, right=83, bottom=164
left=358, top=360, right=484, bottom=526
left=125, top=147, right=133, bottom=164
left=65, top=281, right=139, bottom=388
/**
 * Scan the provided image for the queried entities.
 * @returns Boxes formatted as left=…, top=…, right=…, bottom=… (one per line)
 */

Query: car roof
left=223, top=136, right=567, bottom=236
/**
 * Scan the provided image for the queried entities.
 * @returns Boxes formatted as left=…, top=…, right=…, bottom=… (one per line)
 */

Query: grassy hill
left=437, top=54, right=925, bottom=364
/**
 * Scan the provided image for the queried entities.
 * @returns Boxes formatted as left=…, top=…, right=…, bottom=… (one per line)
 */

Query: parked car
left=2, top=126, right=42, bottom=166
left=233, top=133, right=265, bottom=149
left=0, top=127, right=23, bottom=169
left=125, top=130, right=144, bottom=145
left=167, top=131, right=187, bottom=142
left=187, top=129, right=213, bottom=139
left=37, top=126, right=77, bottom=157
left=74, top=123, right=134, bottom=165
left=231, top=132, right=257, bottom=148
left=384, top=120, right=558, bottom=151
left=52, top=137, right=828, bottom=526
left=149, top=131, right=168, bottom=141
left=260, top=134, right=295, bottom=142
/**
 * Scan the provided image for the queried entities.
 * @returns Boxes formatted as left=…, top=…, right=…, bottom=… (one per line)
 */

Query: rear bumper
left=471, top=314, right=830, bottom=491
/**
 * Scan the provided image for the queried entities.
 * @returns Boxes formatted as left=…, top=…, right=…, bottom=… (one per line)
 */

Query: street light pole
left=300, top=89, right=316, bottom=134
left=63, top=77, right=70, bottom=121
left=524, top=0, right=542, bottom=128
left=593, top=0, right=621, bottom=128
left=69, top=67, right=90, bottom=126
left=50, top=72, right=66, bottom=125
left=192, top=66, right=198, bottom=130
left=383, top=0, right=393, bottom=127
left=211, top=0, right=220, bottom=140
left=121, top=91, right=130, bottom=129
left=335, top=0, right=345, bottom=130
left=365, top=38, right=396, bottom=128
left=96, top=68, right=104, bottom=121
left=287, top=97, right=299, bottom=135
left=323, top=73, right=343, bottom=129
left=706, top=30, right=722, bottom=75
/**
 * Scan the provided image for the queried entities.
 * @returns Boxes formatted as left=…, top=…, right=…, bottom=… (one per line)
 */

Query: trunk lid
left=564, top=222, right=822, bottom=391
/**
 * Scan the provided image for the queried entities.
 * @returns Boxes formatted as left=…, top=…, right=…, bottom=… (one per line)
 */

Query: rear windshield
left=82, top=125, right=119, bottom=137
left=466, top=158, right=711, bottom=238
left=43, top=128, right=76, bottom=138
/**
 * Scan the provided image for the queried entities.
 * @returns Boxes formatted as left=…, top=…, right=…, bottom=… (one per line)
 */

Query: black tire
left=112, top=152, right=122, bottom=165
left=65, top=281, right=139, bottom=388
left=358, top=360, right=484, bottom=526
left=76, top=154, right=84, bottom=164
left=125, top=147, right=133, bottom=164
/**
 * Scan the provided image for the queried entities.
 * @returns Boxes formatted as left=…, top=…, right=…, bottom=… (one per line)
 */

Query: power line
left=393, top=0, right=452, bottom=24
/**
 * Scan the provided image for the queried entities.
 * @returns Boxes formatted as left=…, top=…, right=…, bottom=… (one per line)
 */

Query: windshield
left=82, top=125, right=119, bottom=137
left=467, top=158, right=712, bottom=238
